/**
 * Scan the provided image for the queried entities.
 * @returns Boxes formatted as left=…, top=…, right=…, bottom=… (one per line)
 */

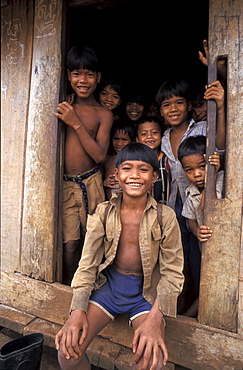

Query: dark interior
left=68, top=0, right=209, bottom=99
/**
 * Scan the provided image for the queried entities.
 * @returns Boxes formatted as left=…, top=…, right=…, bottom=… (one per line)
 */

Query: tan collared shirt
left=71, top=192, right=184, bottom=317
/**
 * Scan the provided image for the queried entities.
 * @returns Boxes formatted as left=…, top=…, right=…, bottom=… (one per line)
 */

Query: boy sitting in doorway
left=54, top=45, right=113, bottom=285
left=55, top=142, right=184, bottom=370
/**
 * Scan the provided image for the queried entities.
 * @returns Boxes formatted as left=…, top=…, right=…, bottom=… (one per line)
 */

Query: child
left=155, top=78, right=225, bottom=313
left=191, top=81, right=225, bottom=124
left=178, top=135, right=224, bottom=316
left=123, top=89, right=149, bottom=125
left=136, top=116, right=170, bottom=204
left=54, top=45, right=113, bottom=285
left=55, top=142, right=184, bottom=370
left=98, top=74, right=124, bottom=121
left=179, top=135, right=224, bottom=249
left=102, top=119, right=135, bottom=199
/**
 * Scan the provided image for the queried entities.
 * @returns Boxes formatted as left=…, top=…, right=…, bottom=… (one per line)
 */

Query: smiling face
left=114, top=160, right=157, bottom=198
left=136, top=120, right=161, bottom=156
left=99, top=85, right=122, bottom=111
left=68, top=69, right=101, bottom=99
left=160, top=95, right=191, bottom=128
left=181, top=153, right=206, bottom=190
left=126, top=101, right=145, bottom=121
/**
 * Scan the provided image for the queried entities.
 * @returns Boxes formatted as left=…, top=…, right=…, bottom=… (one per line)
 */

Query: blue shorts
left=89, top=265, right=152, bottom=322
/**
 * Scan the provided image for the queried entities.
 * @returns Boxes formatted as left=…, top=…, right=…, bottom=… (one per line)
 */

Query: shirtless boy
left=55, top=45, right=113, bottom=285
left=55, top=142, right=184, bottom=370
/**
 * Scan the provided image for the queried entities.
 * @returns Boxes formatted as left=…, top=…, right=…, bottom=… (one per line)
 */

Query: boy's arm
left=55, top=102, right=113, bottom=163
left=55, top=204, right=107, bottom=358
left=55, top=309, right=88, bottom=360
left=132, top=296, right=168, bottom=368
left=204, top=80, right=226, bottom=150
left=188, top=218, right=212, bottom=243
left=157, top=206, right=184, bottom=317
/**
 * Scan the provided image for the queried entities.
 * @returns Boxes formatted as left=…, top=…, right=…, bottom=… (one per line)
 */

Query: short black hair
left=155, top=79, right=192, bottom=107
left=124, top=90, right=149, bottom=110
left=67, top=45, right=100, bottom=72
left=111, top=119, right=135, bottom=142
left=98, top=74, right=125, bottom=100
left=178, top=135, right=206, bottom=164
left=136, top=116, right=163, bottom=135
left=115, top=142, right=159, bottom=173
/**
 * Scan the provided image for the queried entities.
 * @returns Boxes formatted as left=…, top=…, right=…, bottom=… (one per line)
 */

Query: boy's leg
left=58, top=303, right=112, bottom=370
left=131, top=313, right=165, bottom=370
left=63, top=239, right=82, bottom=285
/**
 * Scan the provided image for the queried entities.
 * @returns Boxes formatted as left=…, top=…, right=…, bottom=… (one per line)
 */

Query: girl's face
left=99, top=85, right=122, bottom=111
left=126, top=101, right=145, bottom=121
left=112, top=130, right=131, bottom=153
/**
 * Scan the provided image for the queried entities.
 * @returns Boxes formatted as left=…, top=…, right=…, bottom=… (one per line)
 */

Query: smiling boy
left=55, top=45, right=113, bottom=285
left=155, top=79, right=225, bottom=314
left=55, top=142, right=184, bottom=370
left=136, top=116, right=170, bottom=204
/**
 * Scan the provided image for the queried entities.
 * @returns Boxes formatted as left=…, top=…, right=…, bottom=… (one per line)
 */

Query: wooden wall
left=199, top=0, right=243, bottom=334
left=1, top=0, right=65, bottom=282
left=1, top=0, right=243, bottom=368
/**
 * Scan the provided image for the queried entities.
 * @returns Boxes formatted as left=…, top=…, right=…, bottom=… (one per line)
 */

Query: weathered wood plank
left=1, top=271, right=243, bottom=369
left=239, top=222, right=243, bottom=335
left=199, top=0, right=243, bottom=333
left=24, top=318, right=62, bottom=348
left=0, top=305, right=35, bottom=334
left=20, top=0, right=65, bottom=281
left=165, top=316, right=243, bottom=370
left=1, top=0, right=34, bottom=273
left=1, top=271, right=72, bottom=325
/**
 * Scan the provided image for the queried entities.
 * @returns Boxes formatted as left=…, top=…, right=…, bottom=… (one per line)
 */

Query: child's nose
left=194, top=169, right=201, bottom=177
left=130, top=169, right=140, bottom=178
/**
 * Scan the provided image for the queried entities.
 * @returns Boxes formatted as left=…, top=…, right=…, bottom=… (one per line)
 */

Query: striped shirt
left=161, top=119, right=207, bottom=210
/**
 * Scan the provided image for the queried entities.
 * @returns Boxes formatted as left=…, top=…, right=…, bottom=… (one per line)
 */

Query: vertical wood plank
left=198, top=0, right=243, bottom=332
left=21, top=0, right=65, bottom=281
left=1, top=0, right=34, bottom=272
left=238, top=221, right=243, bottom=335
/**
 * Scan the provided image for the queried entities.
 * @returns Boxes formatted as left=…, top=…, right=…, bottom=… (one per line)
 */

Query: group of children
left=54, top=43, right=226, bottom=370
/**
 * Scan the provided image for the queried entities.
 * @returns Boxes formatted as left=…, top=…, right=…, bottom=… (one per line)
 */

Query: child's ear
left=114, top=167, right=118, bottom=180
left=97, top=72, right=101, bottom=83
left=136, top=136, right=139, bottom=142
left=152, top=171, right=158, bottom=183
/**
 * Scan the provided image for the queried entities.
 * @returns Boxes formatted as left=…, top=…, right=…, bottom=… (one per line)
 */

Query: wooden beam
left=1, top=271, right=242, bottom=369
left=1, top=0, right=34, bottom=273
left=20, top=0, right=65, bottom=281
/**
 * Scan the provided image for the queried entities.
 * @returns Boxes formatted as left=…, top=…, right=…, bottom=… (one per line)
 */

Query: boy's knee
left=64, top=239, right=80, bottom=252
left=58, top=350, right=83, bottom=370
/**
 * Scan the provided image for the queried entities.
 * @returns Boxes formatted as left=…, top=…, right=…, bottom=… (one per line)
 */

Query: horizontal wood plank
left=1, top=271, right=242, bottom=369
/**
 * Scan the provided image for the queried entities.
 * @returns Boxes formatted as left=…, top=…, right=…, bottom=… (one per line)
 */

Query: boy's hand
left=55, top=101, right=82, bottom=129
left=104, top=174, right=119, bottom=189
left=132, top=315, right=168, bottom=369
left=196, top=225, right=213, bottom=242
left=198, top=39, right=208, bottom=66
left=55, top=309, right=88, bottom=360
left=208, top=152, right=220, bottom=173
left=204, top=80, right=225, bottom=111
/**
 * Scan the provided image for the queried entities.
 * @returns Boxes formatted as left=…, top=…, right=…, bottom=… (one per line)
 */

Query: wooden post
left=1, top=0, right=34, bottom=272
left=198, top=0, right=243, bottom=333
left=20, top=0, right=65, bottom=282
